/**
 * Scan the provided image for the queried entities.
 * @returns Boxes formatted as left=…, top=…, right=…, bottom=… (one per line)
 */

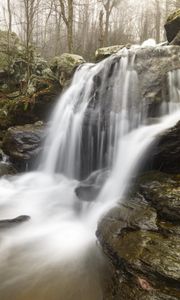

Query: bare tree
left=99, top=9, right=104, bottom=47
left=154, top=0, right=161, bottom=42
left=22, top=0, right=41, bottom=80
left=59, top=0, right=74, bottom=53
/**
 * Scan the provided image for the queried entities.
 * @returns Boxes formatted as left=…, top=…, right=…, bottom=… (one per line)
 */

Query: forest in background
left=0, top=0, right=180, bottom=60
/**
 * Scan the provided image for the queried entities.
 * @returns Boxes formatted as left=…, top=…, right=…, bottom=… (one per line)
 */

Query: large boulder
left=50, top=53, right=85, bottom=87
left=165, top=9, right=180, bottom=43
left=2, top=122, right=46, bottom=171
left=97, top=172, right=180, bottom=300
left=95, top=45, right=125, bottom=61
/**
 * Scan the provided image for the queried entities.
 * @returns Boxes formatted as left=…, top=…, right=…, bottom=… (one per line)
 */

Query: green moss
left=167, top=9, right=180, bottom=23
left=0, top=52, right=9, bottom=69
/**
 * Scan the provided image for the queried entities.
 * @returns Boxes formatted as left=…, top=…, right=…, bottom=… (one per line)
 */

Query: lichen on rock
left=50, top=53, right=85, bottom=87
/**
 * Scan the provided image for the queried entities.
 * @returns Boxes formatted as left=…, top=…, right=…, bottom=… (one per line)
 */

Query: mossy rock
left=95, top=45, right=125, bottom=61
left=50, top=53, right=85, bottom=86
left=165, top=9, right=180, bottom=42
left=0, top=52, right=9, bottom=71
left=0, top=78, right=61, bottom=130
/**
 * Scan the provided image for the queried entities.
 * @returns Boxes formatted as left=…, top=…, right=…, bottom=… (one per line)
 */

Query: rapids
left=0, top=50, right=179, bottom=299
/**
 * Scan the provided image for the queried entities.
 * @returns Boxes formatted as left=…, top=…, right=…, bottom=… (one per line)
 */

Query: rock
left=0, top=215, right=30, bottom=229
left=99, top=193, right=158, bottom=233
left=32, top=55, right=48, bottom=76
left=95, top=45, right=125, bottom=61
left=171, top=31, right=180, bottom=45
left=75, top=169, right=109, bottom=201
left=80, top=46, right=180, bottom=178
left=150, top=121, right=180, bottom=173
left=0, top=162, right=17, bottom=176
left=50, top=53, right=85, bottom=87
left=0, top=30, right=50, bottom=92
left=0, top=30, right=21, bottom=54
left=2, top=122, right=46, bottom=171
left=138, top=172, right=180, bottom=222
left=75, top=184, right=100, bottom=202
left=0, top=31, right=27, bottom=90
left=134, top=46, right=180, bottom=116
left=97, top=172, right=180, bottom=300
left=165, top=9, right=180, bottom=43
left=0, top=78, right=61, bottom=130
left=27, top=75, right=59, bottom=96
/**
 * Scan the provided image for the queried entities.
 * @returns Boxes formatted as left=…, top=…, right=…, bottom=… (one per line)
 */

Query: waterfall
left=0, top=50, right=179, bottom=300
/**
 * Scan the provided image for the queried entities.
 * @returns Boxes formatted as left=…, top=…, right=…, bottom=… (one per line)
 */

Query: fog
left=0, top=0, right=179, bottom=60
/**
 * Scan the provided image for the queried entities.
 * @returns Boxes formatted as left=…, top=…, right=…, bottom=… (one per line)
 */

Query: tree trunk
left=104, top=0, right=110, bottom=46
left=155, top=0, right=161, bottom=43
left=99, top=10, right=104, bottom=47
left=67, top=0, right=73, bottom=53
left=7, top=0, right=12, bottom=83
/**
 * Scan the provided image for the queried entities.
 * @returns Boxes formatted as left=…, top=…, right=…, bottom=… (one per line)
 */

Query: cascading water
left=0, top=49, right=179, bottom=300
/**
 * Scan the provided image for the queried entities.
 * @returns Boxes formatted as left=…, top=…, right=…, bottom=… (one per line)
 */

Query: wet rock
left=0, top=162, right=17, bottom=176
left=80, top=46, right=180, bottom=178
left=134, top=46, right=180, bottom=117
left=99, top=193, right=158, bottom=233
left=50, top=53, right=85, bottom=87
left=138, top=172, right=180, bottom=222
left=2, top=122, right=46, bottom=171
left=165, top=9, right=180, bottom=43
left=171, top=31, right=180, bottom=45
left=75, top=184, right=100, bottom=202
left=150, top=121, right=180, bottom=174
left=75, top=169, right=109, bottom=201
left=95, top=45, right=125, bottom=61
left=97, top=172, right=180, bottom=300
left=104, top=274, right=180, bottom=300
left=0, top=215, right=30, bottom=229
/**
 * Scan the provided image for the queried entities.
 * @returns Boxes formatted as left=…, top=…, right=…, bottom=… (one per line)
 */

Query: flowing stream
left=0, top=50, right=179, bottom=299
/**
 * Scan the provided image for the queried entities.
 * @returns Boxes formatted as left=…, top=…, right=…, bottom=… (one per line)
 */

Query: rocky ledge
left=2, top=121, right=46, bottom=171
left=97, top=171, right=180, bottom=300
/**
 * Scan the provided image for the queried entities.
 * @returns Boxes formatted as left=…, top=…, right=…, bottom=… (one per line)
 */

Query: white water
left=0, top=53, right=179, bottom=299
